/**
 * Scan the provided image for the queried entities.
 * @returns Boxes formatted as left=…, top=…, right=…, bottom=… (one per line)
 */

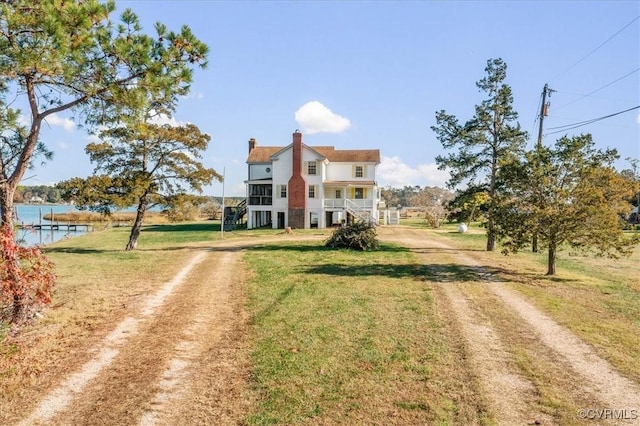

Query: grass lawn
left=0, top=222, right=225, bottom=406
left=243, top=239, right=485, bottom=425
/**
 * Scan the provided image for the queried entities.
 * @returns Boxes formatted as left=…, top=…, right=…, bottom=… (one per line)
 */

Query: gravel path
left=377, top=226, right=640, bottom=426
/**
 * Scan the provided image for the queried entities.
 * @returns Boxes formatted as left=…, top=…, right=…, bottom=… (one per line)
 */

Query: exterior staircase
left=344, top=199, right=377, bottom=225
left=223, top=199, right=247, bottom=231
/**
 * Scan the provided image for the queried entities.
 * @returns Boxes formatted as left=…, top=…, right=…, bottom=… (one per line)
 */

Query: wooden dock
left=19, top=223, right=94, bottom=232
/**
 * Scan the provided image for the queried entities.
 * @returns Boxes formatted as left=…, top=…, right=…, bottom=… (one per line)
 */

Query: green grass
left=243, top=241, right=480, bottom=425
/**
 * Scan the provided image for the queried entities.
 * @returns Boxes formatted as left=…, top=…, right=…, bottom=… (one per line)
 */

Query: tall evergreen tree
left=0, top=0, right=208, bottom=228
left=432, top=58, right=527, bottom=251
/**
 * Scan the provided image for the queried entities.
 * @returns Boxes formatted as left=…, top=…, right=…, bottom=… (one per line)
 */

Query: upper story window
left=335, top=189, right=341, bottom=199
left=307, top=161, right=317, bottom=175
left=275, top=185, right=287, bottom=198
left=308, top=185, right=317, bottom=199
left=354, top=165, right=364, bottom=178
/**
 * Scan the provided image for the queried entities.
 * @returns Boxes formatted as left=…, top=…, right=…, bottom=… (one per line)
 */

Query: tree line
left=432, top=58, right=639, bottom=276
left=13, top=186, right=64, bottom=204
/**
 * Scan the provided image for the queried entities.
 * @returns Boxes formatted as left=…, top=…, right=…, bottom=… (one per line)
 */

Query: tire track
left=18, top=251, right=208, bottom=426
left=379, top=227, right=640, bottom=425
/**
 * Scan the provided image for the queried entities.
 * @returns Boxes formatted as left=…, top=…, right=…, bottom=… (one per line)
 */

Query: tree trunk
left=532, top=233, right=538, bottom=253
left=486, top=217, right=496, bottom=251
left=1, top=225, right=24, bottom=322
left=546, top=244, right=556, bottom=276
left=0, top=183, right=17, bottom=226
left=126, top=199, right=147, bottom=251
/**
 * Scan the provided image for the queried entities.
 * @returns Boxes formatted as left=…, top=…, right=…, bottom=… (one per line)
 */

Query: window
left=355, top=165, right=364, bottom=178
left=307, top=161, right=317, bottom=175
left=335, top=189, right=341, bottom=199
left=279, top=185, right=287, bottom=198
left=308, top=185, right=317, bottom=199
left=354, top=188, right=364, bottom=199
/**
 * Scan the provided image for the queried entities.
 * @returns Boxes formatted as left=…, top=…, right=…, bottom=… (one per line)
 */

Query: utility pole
left=533, top=83, right=554, bottom=253
left=536, top=83, right=555, bottom=147
left=220, top=166, right=225, bottom=239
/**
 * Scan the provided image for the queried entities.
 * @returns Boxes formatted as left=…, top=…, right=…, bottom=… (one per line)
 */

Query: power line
left=549, top=15, right=640, bottom=83
left=545, top=105, right=640, bottom=135
left=555, top=67, right=640, bottom=111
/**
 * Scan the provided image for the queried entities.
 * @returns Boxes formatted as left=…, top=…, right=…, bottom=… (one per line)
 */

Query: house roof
left=247, top=144, right=380, bottom=164
left=246, top=146, right=282, bottom=163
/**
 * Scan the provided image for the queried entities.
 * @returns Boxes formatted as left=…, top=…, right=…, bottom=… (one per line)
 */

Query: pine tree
left=432, top=58, right=527, bottom=251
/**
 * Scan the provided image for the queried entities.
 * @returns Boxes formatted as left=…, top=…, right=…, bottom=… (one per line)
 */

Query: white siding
left=325, top=163, right=376, bottom=182
left=272, top=148, right=293, bottom=210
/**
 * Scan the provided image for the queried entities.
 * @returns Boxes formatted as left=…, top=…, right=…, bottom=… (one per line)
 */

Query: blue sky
left=26, top=0, right=640, bottom=197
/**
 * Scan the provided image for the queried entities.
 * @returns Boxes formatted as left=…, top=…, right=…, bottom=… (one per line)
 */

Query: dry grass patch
left=43, top=210, right=168, bottom=225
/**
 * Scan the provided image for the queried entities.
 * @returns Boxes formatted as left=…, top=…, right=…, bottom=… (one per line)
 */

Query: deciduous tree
left=496, top=134, right=638, bottom=275
left=432, top=58, right=527, bottom=251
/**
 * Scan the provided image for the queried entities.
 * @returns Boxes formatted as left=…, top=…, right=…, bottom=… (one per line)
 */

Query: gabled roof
left=246, top=146, right=281, bottom=163
left=247, top=144, right=380, bottom=164
left=315, top=147, right=380, bottom=163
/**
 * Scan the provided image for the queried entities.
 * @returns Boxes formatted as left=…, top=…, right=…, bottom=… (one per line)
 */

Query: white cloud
left=17, top=114, right=30, bottom=127
left=294, top=101, right=351, bottom=135
left=149, top=112, right=185, bottom=127
left=44, top=113, right=74, bottom=131
left=377, top=156, right=449, bottom=188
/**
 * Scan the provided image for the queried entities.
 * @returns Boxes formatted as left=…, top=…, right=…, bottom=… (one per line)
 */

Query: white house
left=244, top=131, right=382, bottom=230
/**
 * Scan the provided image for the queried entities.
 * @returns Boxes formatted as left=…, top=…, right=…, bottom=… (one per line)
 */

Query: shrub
left=325, top=221, right=380, bottom=251
left=1, top=225, right=56, bottom=327
left=164, top=202, right=200, bottom=222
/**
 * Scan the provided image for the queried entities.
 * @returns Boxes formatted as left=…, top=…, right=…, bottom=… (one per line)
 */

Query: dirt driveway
left=12, top=227, right=640, bottom=425
left=377, top=226, right=640, bottom=426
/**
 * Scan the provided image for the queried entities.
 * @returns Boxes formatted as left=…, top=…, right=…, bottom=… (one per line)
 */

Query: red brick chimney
left=288, top=131, right=306, bottom=228
left=248, top=138, right=256, bottom=153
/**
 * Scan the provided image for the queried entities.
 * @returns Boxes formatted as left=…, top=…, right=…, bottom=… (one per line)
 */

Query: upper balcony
left=324, top=198, right=374, bottom=209
left=248, top=183, right=273, bottom=206
left=249, top=195, right=273, bottom=206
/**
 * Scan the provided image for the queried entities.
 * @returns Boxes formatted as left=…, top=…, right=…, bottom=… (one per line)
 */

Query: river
left=14, top=204, right=88, bottom=246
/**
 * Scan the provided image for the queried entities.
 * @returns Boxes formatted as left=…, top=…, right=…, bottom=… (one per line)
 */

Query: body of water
left=14, top=204, right=87, bottom=246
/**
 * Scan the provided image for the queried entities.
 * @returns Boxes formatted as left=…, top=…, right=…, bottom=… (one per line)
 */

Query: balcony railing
left=323, top=198, right=373, bottom=209
left=249, top=196, right=273, bottom=206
